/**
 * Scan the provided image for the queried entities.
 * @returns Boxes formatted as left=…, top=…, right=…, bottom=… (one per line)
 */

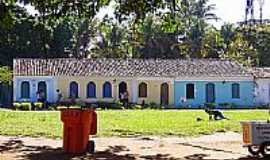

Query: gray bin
left=241, top=121, right=270, bottom=146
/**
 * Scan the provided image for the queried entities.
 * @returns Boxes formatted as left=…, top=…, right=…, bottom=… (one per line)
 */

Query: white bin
left=241, top=121, right=270, bottom=146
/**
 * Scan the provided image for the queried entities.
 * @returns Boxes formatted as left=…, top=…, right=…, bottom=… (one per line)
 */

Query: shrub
left=133, top=104, right=142, bottom=109
left=48, top=104, right=57, bottom=111
left=219, top=103, right=230, bottom=109
left=13, top=103, right=21, bottom=110
left=230, top=103, right=237, bottom=109
left=34, top=102, right=43, bottom=110
left=205, top=103, right=216, bottom=109
left=256, top=105, right=270, bottom=109
left=114, top=100, right=123, bottom=109
left=149, top=102, right=161, bottom=109
left=20, top=102, right=32, bottom=111
left=96, top=101, right=123, bottom=110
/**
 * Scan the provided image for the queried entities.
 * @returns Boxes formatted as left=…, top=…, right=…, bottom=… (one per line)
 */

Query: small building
left=253, top=67, right=270, bottom=105
left=13, top=58, right=255, bottom=107
left=173, top=60, right=254, bottom=108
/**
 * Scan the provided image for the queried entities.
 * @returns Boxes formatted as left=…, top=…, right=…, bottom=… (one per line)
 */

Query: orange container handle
left=90, top=111, right=97, bottom=135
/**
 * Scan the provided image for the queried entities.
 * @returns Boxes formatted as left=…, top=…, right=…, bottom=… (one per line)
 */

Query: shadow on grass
left=184, top=154, right=267, bottom=160
left=1, top=139, right=268, bottom=160
left=0, top=139, right=179, bottom=160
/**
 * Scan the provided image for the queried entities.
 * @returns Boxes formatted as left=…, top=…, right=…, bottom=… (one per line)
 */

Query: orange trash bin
left=60, top=108, right=97, bottom=154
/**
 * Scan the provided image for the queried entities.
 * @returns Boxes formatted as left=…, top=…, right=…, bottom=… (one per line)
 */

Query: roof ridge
left=13, top=57, right=235, bottom=62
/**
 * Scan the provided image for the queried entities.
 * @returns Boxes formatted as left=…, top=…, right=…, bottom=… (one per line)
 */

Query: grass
left=0, top=109, right=269, bottom=139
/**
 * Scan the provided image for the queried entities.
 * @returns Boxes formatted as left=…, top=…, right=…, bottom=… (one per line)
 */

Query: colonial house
left=253, top=67, right=270, bottom=105
left=13, top=58, right=255, bottom=107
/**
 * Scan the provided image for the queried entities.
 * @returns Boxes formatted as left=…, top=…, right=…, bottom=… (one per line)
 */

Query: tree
left=201, top=27, right=224, bottom=58
left=237, top=25, right=270, bottom=66
left=91, top=17, right=130, bottom=58
left=0, top=66, right=12, bottom=83
left=114, top=0, right=163, bottom=23
left=220, top=32, right=258, bottom=66
left=135, top=15, right=181, bottom=58
left=0, top=5, right=53, bottom=66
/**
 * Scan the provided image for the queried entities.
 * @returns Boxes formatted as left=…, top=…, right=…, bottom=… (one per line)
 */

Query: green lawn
left=0, top=109, right=269, bottom=138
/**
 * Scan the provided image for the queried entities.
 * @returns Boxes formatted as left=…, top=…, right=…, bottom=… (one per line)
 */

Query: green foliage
left=133, top=104, right=143, bottom=110
left=218, top=103, right=236, bottom=109
left=34, top=102, right=43, bottom=109
left=13, top=102, right=21, bottom=110
left=220, top=32, right=258, bottom=66
left=149, top=102, right=160, bottom=109
left=1, top=0, right=270, bottom=68
left=205, top=103, right=216, bottom=109
left=20, top=102, right=32, bottom=111
left=0, top=66, right=12, bottom=83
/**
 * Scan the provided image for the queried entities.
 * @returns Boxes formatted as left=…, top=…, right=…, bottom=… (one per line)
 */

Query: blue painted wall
left=174, top=81, right=254, bottom=108
left=14, top=77, right=55, bottom=103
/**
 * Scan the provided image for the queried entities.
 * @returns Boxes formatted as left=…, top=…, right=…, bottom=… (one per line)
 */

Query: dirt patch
left=0, top=132, right=263, bottom=160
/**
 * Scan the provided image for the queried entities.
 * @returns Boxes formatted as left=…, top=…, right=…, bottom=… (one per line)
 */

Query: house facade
left=13, top=58, right=254, bottom=107
left=252, top=67, right=270, bottom=105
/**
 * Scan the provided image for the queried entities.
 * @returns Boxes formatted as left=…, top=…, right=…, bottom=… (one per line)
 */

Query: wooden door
left=206, top=83, right=215, bottom=103
left=161, top=83, right=169, bottom=105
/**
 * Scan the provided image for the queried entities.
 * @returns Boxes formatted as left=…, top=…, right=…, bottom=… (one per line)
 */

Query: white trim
left=13, top=77, right=17, bottom=101
left=131, top=80, right=138, bottom=103
left=14, top=76, right=54, bottom=80
left=137, top=77, right=174, bottom=82
left=53, top=77, right=57, bottom=102
left=54, top=76, right=175, bottom=82
left=268, top=83, right=270, bottom=101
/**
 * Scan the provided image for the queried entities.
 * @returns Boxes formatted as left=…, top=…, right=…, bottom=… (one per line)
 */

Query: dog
left=204, top=108, right=229, bottom=120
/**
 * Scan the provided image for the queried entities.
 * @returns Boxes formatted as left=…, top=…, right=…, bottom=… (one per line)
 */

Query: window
left=103, top=82, right=112, bottom=98
left=232, top=83, right=240, bottom=99
left=186, top=83, right=195, bottom=99
left=139, top=82, right=147, bottom=98
left=87, top=82, right=96, bottom=98
left=69, top=81, right=79, bottom=98
left=21, top=81, right=30, bottom=99
left=38, top=81, right=47, bottom=99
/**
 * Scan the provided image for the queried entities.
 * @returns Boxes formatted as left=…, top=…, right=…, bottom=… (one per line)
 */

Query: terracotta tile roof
left=13, top=58, right=252, bottom=77
left=252, top=67, right=270, bottom=78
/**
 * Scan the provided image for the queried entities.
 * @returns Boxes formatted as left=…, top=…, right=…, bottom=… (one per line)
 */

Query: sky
left=24, top=0, right=270, bottom=28
left=209, top=0, right=270, bottom=28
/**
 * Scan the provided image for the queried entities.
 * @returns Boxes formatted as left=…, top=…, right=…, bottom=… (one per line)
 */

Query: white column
left=52, top=77, right=57, bottom=103
left=31, top=79, right=37, bottom=102
left=13, top=77, right=18, bottom=101
left=131, top=80, right=138, bottom=103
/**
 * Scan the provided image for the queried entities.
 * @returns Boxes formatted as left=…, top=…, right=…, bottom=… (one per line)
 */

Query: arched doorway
left=206, top=83, right=215, bottom=103
left=161, top=83, right=169, bottom=105
left=38, top=81, right=47, bottom=100
left=119, top=82, right=127, bottom=99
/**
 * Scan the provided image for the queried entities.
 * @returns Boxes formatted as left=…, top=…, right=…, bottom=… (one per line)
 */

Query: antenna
left=245, top=0, right=255, bottom=24
left=258, top=0, right=265, bottom=24
left=243, top=0, right=268, bottom=25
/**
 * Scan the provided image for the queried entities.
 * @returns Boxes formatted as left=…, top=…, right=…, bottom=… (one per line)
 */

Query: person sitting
left=204, top=108, right=229, bottom=120
left=123, top=91, right=129, bottom=108
left=37, top=90, right=47, bottom=109
left=56, top=89, right=63, bottom=104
